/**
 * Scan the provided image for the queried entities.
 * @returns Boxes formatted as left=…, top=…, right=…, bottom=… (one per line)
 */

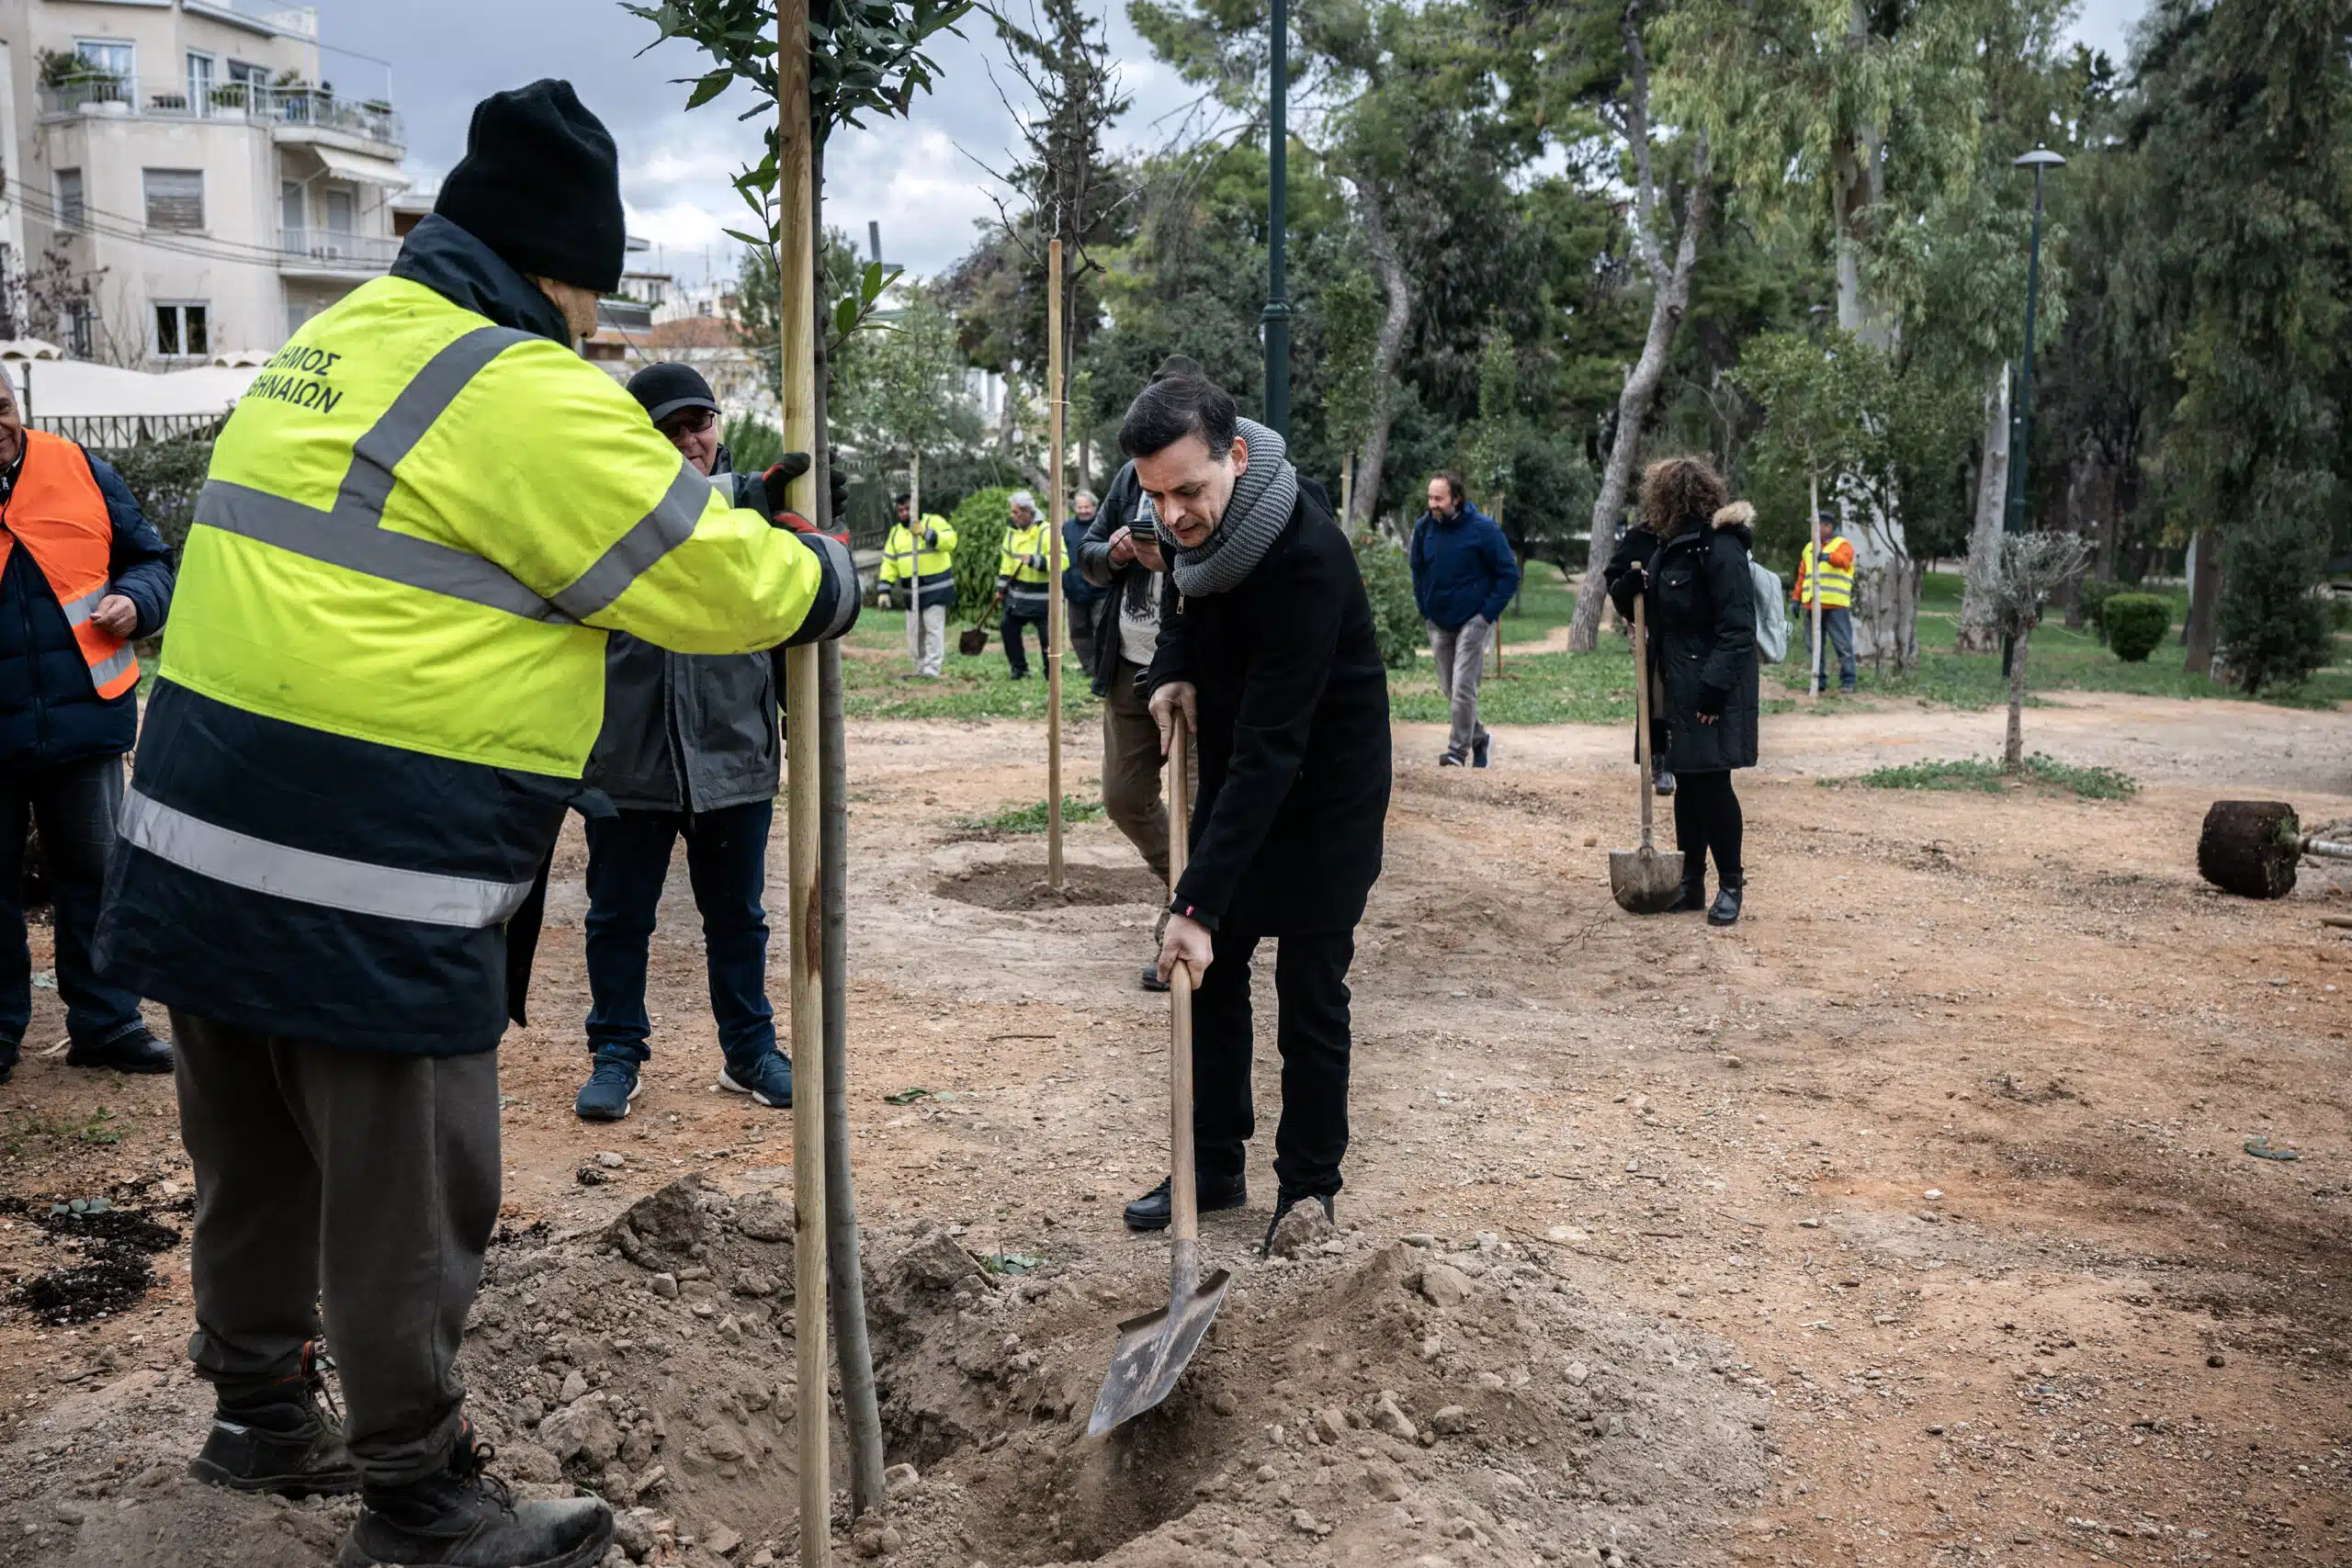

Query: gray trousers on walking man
left=904, top=602, right=946, bottom=678
left=1427, top=617, right=1493, bottom=759
left=174, top=1010, right=501, bottom=1487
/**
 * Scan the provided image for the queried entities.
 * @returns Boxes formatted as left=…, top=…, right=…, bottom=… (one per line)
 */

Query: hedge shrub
left=2076, top=577, right=2120, bottom=645
left=947, top=486, right=1014, bottom=622
left=2103, top=592, right=2170, bottom=662
left=1353, top=531, right=1423, bottom=670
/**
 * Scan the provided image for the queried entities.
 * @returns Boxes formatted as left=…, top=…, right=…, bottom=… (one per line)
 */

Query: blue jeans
left=1001, top=603, right=1049, bottom=678
left=0, top=754, right=145, bottom=1055
left=1805, top=604, right=1857, bottom=691
left=583, top=801, right=777, bottom=1067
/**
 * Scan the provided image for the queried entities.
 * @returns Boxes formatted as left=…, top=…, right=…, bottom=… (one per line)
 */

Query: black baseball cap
left=626, top=362, right=720, bottom=425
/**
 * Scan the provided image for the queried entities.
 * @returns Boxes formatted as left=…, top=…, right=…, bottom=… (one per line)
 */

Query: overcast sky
left=311, top=0, right=2148, bottom=290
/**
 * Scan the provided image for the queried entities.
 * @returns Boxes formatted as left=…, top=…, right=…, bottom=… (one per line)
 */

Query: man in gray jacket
left=575, top=364, right=803, bottom=1121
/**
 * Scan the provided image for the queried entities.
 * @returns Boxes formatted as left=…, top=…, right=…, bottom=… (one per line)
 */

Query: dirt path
left=1, top=695, right=2347, bottom=1567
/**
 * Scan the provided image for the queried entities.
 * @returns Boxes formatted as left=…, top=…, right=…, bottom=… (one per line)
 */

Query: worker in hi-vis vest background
left=1792, top=512, right=1858, bottom=694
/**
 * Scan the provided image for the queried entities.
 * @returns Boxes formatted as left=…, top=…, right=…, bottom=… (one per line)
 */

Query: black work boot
left=336, top=1429, right=612, bottom=1568
left=1262, top=1190, right=1336, bottom=1253
left=191, top=1340, right=360, bottom=1498
left=1664, top=875, right=1707, bottom=914
left=1123, top=1172, right=1248, bottom=1231
left=1708, top=881, right=1745, bottom=927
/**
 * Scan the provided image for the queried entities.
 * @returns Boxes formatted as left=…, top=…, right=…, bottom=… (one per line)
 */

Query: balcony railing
left=38, top=77, right=402, bottom=148
left=279, top=228, right=400, bottom=272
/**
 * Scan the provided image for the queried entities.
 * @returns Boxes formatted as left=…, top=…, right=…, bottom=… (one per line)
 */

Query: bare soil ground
left=0, top=689, right=2347, bottom=1568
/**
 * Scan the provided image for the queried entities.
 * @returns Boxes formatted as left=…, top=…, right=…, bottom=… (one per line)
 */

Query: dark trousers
left=1069, top=615, right=1098, bottom=678
left=173, top=1010, right=500, bottom=1488
left=1001, top=603, right=1050, bottom=678
left=0, top=754, right=144, bottom=1054
left=583, top=801, right=777, bottom=1066
left=1805, top=604, right=1858, bottom=691
left=1192, top=929, right=1355, bottom=1198
left=1672, top=769, right=1745, bottom=888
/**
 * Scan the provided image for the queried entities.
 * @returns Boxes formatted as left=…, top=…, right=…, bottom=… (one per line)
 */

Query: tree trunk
left=1955, top=364, right=2009, bottom=653
left=2183, top=526, right=2222, bottom=675
left=1348, top=184, right=1413, bottom=533
left=1567, top=147, right=1713, bottom=652
left=2004, top=621, right=2030, bottom=770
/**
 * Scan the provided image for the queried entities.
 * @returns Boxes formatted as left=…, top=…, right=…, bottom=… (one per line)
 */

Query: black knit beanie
left=435, top=80, right=624, bottom=294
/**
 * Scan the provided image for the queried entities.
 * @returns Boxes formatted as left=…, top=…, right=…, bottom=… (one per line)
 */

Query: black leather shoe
left=1262, top=1190, right=1335, bottom=1253
left=1663, top=880, right=1707, bottom=914
left=1653, top=762, right=1676, bottom=796
left=65, top=1026, right=172, bottom=1074
left=191, top=1341, right=359, bottom=1498
left=1139, top=964, right=1170, bottom=994
left=1122, top=1173, right=1248, bottom=1231
left=336, top=1431, right=611, bottom=1568
left=1708, top=884, right=1745, bottom=927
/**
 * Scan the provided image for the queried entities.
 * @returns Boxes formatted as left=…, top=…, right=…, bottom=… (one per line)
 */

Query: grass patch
left=957, top=795, right=1109, bottom=834
left=836, top=609, right=1101, bottom=721
left=2, top=1104, right=121, bottom=1157
left=1848, top=753, right=2137, bottom=800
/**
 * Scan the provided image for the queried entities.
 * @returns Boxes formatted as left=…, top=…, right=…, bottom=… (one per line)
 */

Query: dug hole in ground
left=0, top=689, right=2347, bottom=1567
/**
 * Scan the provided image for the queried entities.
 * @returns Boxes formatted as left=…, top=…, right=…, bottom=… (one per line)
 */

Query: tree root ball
left=2197, top=799, right=2301, bottom=899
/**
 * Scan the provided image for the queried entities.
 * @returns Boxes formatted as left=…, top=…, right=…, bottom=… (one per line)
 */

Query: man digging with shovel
left=1117, top=372, right=1392, bottom=1251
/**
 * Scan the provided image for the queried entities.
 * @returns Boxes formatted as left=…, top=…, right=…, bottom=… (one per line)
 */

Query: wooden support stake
left=1807, top=472, right=1825, bottom=703
left=776, top=1, right=830, bottom=1558
left=1046, top=237, right=1067, bottom=891
left=908, top=448, right=924, bottom=672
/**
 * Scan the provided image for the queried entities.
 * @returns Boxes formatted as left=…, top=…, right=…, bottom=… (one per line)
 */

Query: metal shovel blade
left=1611, top=843, right=1686, bottom=914
left=1086, top=1239, right=1231, bottom=1436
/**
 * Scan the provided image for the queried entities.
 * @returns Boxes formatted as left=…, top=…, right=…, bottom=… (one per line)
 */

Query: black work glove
left=758, top=455, right=851, bottom=530
left=1695, top=684, right=1729, bottom=721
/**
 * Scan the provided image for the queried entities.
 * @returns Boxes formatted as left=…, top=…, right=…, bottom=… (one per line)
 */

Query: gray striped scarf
left=1138, top=418, right=1301, bottom=597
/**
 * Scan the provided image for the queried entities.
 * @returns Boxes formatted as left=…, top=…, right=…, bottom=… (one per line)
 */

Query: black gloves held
left=758, top=453, right=850, bottom=530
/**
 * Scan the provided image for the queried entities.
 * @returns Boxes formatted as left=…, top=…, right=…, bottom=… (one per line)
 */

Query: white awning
left=311, top=145, right=411, bottom=189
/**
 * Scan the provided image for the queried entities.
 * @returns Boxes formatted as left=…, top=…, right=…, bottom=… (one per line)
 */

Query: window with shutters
left=55, top=169, right=85, bottom=231
left=154, top=303, right=209, bottom=359
left=142, top=169, right=205, bottom=231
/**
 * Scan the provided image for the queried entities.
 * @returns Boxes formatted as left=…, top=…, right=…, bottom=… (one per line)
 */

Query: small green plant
left=1851, top=754, right=2135, bottom=799
left=1353, top=531, right=1423, bottom=670
left=2330, top=592, right=2352, bottom=633
left=957, top=795, right=1108, bottom=833
left=2103, top=593, right=2170, bottom=662
left=1, top=1104, right=121, bottom=1153
left=2076, top=578, right=2120, bottom=644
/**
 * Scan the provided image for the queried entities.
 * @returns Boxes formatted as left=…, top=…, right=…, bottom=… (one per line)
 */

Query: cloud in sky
left=312, top=0, right=2148, bottom=288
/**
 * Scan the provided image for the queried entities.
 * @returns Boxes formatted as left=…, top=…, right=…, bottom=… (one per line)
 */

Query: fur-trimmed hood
left=1710, top=500, right=1756, bottom=550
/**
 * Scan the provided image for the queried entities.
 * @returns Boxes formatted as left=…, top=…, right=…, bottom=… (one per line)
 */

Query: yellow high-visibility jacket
left=1793, top=536, right=1857, bottom=608
left=879, top=514, right=956, bottom=609
left=95, top=216, right=857, bottom=1055
left=997, top=516, right=1053, bottom=608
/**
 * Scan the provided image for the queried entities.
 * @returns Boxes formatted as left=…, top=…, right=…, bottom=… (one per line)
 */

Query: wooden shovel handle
left=1168, top=723, right=1197, bottom=1246
left=1632, top=591, right=1656, bottom=852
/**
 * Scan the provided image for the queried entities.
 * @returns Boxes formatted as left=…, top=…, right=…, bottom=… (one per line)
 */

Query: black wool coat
left=1147, top=479, right=1392, bottom=936
left=1604, top=510, right=1760, bottom=773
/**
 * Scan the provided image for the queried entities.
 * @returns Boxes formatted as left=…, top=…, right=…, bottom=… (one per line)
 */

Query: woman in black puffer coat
left=1603, top=457, right=1760, bottom=925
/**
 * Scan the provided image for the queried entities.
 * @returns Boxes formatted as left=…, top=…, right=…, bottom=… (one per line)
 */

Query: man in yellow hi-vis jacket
left=94, top=82, right=854, bottom=1568
left=1792, top=512, right=1858, bottom=694
left=878, top=492, right=956, bottom=677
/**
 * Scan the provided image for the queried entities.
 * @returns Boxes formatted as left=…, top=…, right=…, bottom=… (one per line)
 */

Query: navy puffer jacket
left=0, top=445, right=175, bottom=767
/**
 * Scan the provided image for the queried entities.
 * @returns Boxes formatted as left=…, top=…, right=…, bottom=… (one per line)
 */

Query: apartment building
left=0, top=1, right=405, bottom=366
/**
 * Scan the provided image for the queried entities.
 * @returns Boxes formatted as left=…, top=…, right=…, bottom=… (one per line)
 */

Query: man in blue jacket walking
left=1409, top=471, right=1517, bottom=768
left=0, top=375, right=175, bottom=1086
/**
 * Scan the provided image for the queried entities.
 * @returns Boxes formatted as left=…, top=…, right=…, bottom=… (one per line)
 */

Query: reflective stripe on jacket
left=95, top=215, right=858, bottom=1055
left=881, top=515, right=957, bottom=610
left=1794, top=536, right=1856, bottom=608
left=998, top=518, right=1052, bottom=600
left=4, top=431, right=140, bottom=698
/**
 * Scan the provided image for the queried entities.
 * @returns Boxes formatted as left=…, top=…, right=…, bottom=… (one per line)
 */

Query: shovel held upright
left=1609, top=589, right=1685, bottom=914
left=1087, top=721, right=1232, bottom=1434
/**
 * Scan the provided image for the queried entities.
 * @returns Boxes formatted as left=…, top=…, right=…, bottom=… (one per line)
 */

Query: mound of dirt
left=0, top=1180, right=1770, bottom=1568
left=1, top=1196, right=182, bottom=1327
left=936, top=863, right=1166, bottom=911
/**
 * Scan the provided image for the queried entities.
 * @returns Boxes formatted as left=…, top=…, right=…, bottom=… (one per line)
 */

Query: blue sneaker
left=718, top=1051, right=793, bottom=1109
left=574, top=1052, right=642, bottom=1122
left=1472, top=733, right=1492, bottom=769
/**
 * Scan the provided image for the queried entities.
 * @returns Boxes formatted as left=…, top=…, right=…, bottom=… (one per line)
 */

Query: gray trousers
left=173, top=1010, right=501, bottom=1487
left=903, top=602, right=946, bottom=677
left=1427, top=618, right=1493, bottom=757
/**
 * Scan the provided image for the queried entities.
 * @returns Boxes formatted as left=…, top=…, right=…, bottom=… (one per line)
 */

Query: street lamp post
left=1262, top=0, right=1291, bottom=437
left=2000, top=144, right=2064, bottom=676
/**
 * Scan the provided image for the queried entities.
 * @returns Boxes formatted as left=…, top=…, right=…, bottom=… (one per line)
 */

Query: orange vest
left=0, top=430, right=138, bottom=699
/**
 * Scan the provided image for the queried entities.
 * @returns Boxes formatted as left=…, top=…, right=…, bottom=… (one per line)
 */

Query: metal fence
left=31, top=413, right=225, bottom=448
left=37, top=77, right=402, bottom=146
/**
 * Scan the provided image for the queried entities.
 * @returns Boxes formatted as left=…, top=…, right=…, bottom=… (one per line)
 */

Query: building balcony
left=279, top=227, right=400, bottom=279
left=38, top=78, right=402, bottom=154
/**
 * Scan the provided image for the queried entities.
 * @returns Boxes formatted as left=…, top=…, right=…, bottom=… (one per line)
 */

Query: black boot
left=1663, top=875, right=1707, bottom=914
left=1708, top=882, right=1745, bottom=927
left=335, top=1430, right=612, bottom=1568
left=1262, top=1190, right=1335, bottom=1253
left=1123, top=1172, right=1248, bottom=1231
left=190, top=1340, right=360, bottom=1498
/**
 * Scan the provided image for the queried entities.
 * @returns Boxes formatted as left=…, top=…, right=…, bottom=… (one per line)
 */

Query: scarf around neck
left=1141, top=417, right=1301, bottom=597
